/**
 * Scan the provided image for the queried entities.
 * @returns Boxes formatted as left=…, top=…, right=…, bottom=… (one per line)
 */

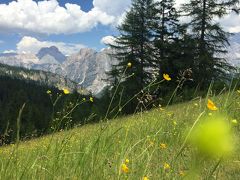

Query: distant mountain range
left=0, top=46, right=116, bottom=95
left=0, top=33, right=239, bottom=95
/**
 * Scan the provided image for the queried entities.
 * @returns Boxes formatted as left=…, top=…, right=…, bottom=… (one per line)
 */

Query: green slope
left=0, top=92, right=240, bottom=179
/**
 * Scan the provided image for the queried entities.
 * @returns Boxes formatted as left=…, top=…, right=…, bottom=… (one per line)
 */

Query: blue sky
left=0, top=0, right=239, bottom=55
left=0, top=0, right=127, bottom=54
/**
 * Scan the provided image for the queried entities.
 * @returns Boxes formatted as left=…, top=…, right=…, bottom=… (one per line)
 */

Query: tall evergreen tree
left=153, top=0, right=181, bottom=78
left=182, top=0, right=239, bottom=88
left=107, top=0, right=157, bottom=113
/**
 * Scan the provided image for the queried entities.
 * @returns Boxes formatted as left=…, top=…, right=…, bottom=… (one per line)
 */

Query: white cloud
left=0, top=0, right=239, bottom=36
left=3, top=50, right=16, bottom=53
left=0, top=0, right=115, bottom=35
left=174, top=0, right=240, bottom=33
left=17, top=36, right=86, bottom=55
left=0, top=0, right=194, bottom=35
left=219, top=13, right=240, bottom=33
left=101, top=36, right=116, bottom=45
left=93, top=0, right=131, bottom=16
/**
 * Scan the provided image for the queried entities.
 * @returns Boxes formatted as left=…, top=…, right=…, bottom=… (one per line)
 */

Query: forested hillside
left=0, top=74, right=102, bottom=144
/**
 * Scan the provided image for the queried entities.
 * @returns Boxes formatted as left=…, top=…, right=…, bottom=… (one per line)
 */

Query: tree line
left=106, top=0, right=239, bottom=114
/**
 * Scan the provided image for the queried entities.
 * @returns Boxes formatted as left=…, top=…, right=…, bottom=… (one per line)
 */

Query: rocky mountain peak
left=77, top=48, right=97, bottom=57
left=37, top=46, right=66, bottom=63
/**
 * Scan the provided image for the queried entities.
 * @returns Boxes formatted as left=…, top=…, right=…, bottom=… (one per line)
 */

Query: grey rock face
left=62, top=48, right=116, bottom=94
left=37, top=46, right=66, bottom=63
left=0, top=47, right=116, bottom=95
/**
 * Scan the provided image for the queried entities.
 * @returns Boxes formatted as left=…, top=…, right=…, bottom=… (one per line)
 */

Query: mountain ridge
left=0, top=46, right=116, bottom=95
left=0, top=33, right=239, bottom=95
left=0, top=63, right=88, bottom=95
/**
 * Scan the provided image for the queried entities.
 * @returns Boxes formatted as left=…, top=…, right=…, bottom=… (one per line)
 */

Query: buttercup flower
left=143, top=176, right=149, bottom=180
left=63, top=88, right=70, bottom=95
left=207, top=99, right=218, bottom=111
left=163, top=162, right=171, bottom=170
left=190, top=114, right=234, bottom=158
left=232, top=119, right=238, bottom=125
left=90, top=97, right=94, bottom=102
left=160, top=143, right=167, bottom=149
left=121, top=163, right=129, bottom=173
left=127, top=62, right=132, bottom=68
left=125, top=159, right=130, bottom=164
left=163, top=74, right=171, bottom=81
left=47, top=90, right=51, bottom=94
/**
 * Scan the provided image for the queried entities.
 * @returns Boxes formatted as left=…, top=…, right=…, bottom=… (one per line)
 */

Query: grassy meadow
left=1, top=91, right=240, bottom=179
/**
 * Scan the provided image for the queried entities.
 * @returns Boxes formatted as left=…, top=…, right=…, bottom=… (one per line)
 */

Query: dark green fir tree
left=182, top=0, right=239, bottom=88
left=107, top=0, right=157, bottom=114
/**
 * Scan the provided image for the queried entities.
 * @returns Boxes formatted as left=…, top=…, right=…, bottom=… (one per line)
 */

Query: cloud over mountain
left=17, top=36, right=86, bottom=55
left=101, top=36, right=116, bottom=45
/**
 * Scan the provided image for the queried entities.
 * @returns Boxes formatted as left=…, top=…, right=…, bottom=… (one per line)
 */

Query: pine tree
left=182, top=0, right=239, bottom=88
left=153, top=0, right=181, bottom=78
left=107, top=0, right=157, bottom=113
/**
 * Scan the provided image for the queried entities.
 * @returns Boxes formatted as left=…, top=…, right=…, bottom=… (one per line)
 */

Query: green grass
left=1, top=92, right=240, bottom=179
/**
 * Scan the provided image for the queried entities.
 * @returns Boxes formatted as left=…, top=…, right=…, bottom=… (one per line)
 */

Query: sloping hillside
left=0, top=63, right=84, bottom=93
left=0, top=72, right=94, bottom=144
left=0, top=92, right=240, bottom=179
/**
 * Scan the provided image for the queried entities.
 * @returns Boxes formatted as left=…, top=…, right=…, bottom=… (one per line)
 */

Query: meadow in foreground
left=0, top=91, right=240, bottom=179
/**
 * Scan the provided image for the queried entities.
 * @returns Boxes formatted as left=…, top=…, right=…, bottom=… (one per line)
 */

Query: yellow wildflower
left=143, top=176, right=149, bottom=180
left=160, top=143, right=167, bottom=149
left=63, top=88, right=70, bottom=95
left=207, top=99, right=218, bottom=111
left=46, top=90, right=51, bottom=94
left=163, top=73, right=171, bottom=81
left=82, top=98, right=86, bottom=101
left=232, top=119, right=238, bottom=125
left=90, top=97, right=94, bottom=102
left=125, top=159, right=130, bottom=164
left=121, top=163, right=129, bottom=173
left=190, top=114, right=234, bottom=158
left=163, top=162, right=171, bottom=170
left=127, top=62, right=132, bottom=68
